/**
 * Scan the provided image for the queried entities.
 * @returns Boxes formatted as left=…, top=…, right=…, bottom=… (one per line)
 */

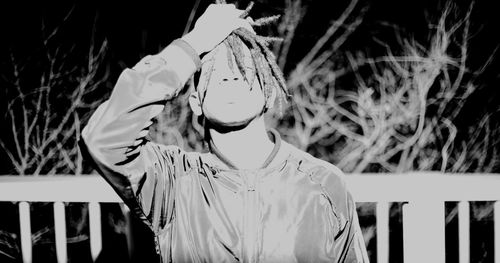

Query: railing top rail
left=0, top=173, right=499, bottom=203
left=0, top=175, right=122, bottom=202
left=347, top=173, right=500, bottom=202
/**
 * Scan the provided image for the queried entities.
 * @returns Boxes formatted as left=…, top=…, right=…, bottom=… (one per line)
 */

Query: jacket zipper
left=243, top=171, right=258, bottom=263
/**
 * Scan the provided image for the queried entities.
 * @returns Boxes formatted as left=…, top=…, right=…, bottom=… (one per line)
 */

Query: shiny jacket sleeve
left=79, top=39, right=200, bottom=233
left=334, top=189, right=370, bottom=263
left=314, top=164, right=369, bottom=263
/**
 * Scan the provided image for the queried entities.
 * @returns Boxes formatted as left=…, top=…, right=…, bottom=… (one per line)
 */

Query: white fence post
left=458, top=201, right=470, bottom=263
left=121, top=203, right=134, bottom=260
left=19, top=201, right=32, bottom=263
left=403, top=200, right=445, bottom=263
left=88, top=202, right=102, bottom=261
left=376, top=202, right=389, bottom=263
left=495, top=201, right=500, bottom=263
left=54, top=202, right=67, bottom=263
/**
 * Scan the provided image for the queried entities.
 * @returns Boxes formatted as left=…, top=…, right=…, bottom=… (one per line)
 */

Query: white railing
left=1, top=173, right=500, bottom=263
left=347, top=173, right=500, bottom=263
left=0, top=176, right=123, bottom=263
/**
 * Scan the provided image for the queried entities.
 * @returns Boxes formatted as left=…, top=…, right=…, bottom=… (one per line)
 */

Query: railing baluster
left=403, top=200, right=445, bottom=263
left=495, top=201, right=500, bottom=263
left=54, top=202, right=67, bottom=263
left=88, top=202, right=102, bottom=262
left=402, top=202, right=413, bottom=263
left=19, top=201, right=32, bottom=263
left=458, top=201, right=470, bottom=263
left=121, top=203, right=134, bottom=260
left=376, top=202, right=389, bottom=263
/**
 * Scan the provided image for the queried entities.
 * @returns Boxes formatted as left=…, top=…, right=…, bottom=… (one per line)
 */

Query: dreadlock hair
left=202, top=0, right=290, bottom=113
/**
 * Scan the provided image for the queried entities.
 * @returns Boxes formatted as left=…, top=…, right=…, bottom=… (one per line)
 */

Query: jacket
left=79, top=39, right=369, bottom=263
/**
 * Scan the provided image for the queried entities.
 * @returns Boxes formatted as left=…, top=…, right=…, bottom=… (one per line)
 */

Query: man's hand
left=182, top=4, right=253, bottom=56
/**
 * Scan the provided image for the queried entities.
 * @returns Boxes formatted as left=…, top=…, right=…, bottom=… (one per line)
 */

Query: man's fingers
left=207, top=3, right=235, bottom=9
left=233, top=8, right=245, bottom=17
left=205, top=4, right=238, bottom=15
left=236, top=18, right=255, bottom=34
left=186, top=3, right=254, bottom=54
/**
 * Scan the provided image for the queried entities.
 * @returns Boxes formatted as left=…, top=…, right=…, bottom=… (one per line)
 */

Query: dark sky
left=2, top=2, right=497, bottom=54
left=2, top=0, right=499, bottom=73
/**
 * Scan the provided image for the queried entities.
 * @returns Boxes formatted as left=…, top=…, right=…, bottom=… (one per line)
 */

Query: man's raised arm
left=79, top=39, right=200, bottom=232
left=81, top=38, right=199, bottom=173
left=79, top=4, right=252, bottom=232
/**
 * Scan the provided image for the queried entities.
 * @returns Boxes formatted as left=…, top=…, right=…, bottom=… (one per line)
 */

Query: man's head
left=189, top=42, right=276, bottom=128
left=186, top=1, right=289, bottom=131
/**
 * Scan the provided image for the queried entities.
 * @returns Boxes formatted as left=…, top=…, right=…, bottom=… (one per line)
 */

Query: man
left=80, top=4, right=369, bottom=263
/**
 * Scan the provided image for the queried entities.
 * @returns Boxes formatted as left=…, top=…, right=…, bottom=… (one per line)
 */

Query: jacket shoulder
left=285, top=143, right=352, bottom=228
left=285, top=143, right=348, bottom=193
left=144, top=143, right=208, bottom=173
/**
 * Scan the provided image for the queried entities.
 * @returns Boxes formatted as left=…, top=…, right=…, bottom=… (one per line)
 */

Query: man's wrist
left=181, top=32, right=204, bottom=56
left=156, top=40, right=201, bottom=85
left=171, top=38, right=202, bottom=69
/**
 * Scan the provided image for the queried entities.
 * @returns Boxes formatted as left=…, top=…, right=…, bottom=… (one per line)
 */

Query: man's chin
left=204, top=114, right=257, bottom=133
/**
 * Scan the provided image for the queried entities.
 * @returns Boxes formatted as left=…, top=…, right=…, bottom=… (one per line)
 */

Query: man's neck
left=209, top=117, right=275, bottom=170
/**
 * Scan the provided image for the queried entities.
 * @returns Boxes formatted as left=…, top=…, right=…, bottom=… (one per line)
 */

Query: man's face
left=194, top=43, right=266, bottom=127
